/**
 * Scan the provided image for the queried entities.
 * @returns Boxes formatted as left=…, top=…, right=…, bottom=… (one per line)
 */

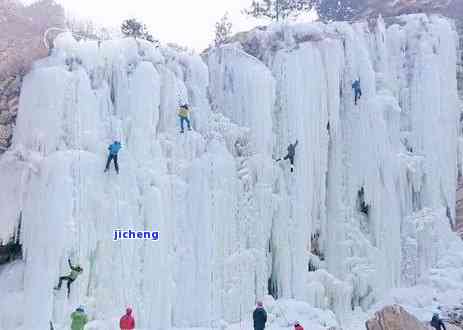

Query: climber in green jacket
left=54, top=259, right=83, bottom=298
left=71, top=306, right=88, bottom=330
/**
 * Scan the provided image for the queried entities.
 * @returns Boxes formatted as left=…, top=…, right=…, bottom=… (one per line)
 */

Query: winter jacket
left=177, top=107, right=191, bottom=118
left=287, top=140, right=298, bottom=157
left=70, top=310, right=88, bottom=330
left=352, top=80, right=361, bottom=91
left=431, top=315, right=447, bottom=330
left=295, top=325, right=304, bottom=330
left=68, top=259, right=84, bottom=281
left=69, top=268, right=82, bottom=280
left=68, top=259, right=83, bottom=280
left=120, top=310, right=135, bottom=330
left=253, top=307, right=267, bottom=330
left=109, top=142, right=122, bottom=155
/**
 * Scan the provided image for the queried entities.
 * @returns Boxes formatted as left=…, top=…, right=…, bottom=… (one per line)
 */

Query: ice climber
left=253, top=301, right=267, bottom=330
left=294, top=321, right=304, bottom=330
left=54, top=258, right=83, bottom=298
left=120, top=307, right=135, bottom=330
left=71, top=306, right=88, bottom=330
left=352, top=79, right=362, bottom=105
left=177, top=104, right=192, bottom=133
left=104, top=141, right=122, bottom=174
left=276, top=140, right=299, bottom=173
left=431, top=313, right=447, bottom=330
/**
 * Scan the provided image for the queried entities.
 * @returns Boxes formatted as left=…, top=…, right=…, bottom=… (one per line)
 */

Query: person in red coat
left=120, top=307, right=135, bottom=330
left=294, top=321, right=304, bottom=330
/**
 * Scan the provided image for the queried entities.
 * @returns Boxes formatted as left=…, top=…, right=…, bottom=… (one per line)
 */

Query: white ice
left=0, top=14, right=461, bottom=330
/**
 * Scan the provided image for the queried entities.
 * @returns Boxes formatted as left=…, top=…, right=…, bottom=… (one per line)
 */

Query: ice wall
left=0, top=14, right=460, bottom=330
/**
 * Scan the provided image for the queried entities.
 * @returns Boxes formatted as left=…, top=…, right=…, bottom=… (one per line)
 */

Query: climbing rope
left=239, top=263, right=243, bottom=330
left=210, top=154, right=215, bottom=330
left=116, top=190, right=129, bottom=308
left=75, top=75, right=82, bottom=267
left=238, top=157, right=248, bottom=330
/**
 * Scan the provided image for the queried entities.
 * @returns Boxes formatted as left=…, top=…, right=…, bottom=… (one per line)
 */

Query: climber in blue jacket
left=104, top=141, right=121, bottom=174
left=352, top=79, right=362, bottom=105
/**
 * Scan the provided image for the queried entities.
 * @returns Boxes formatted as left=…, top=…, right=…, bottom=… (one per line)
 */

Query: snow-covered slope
left=0, top=14, right=461, bottom=330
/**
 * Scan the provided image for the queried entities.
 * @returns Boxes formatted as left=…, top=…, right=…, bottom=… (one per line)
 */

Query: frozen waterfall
left=0, top=13, right=461, bottom=330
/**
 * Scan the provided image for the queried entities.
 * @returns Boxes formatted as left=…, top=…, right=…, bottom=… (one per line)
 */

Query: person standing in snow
left=253, top=301, right=267, bottom=330
left=177, top=104, right=192, bottom=133
left=70, top=306, right=88, bottom=330
left=294, top=321, right=304, bottom=330
left=104, top=141, right=122, bottom=174
left=276, top=140, right=299, bottom=173
left=352, top=79, right=362, bottom=105
left=120, top=307, right=135, bottom=330
left=431, top=313, right=447, bottom=330
left=54, top=259, right=83, bottom=298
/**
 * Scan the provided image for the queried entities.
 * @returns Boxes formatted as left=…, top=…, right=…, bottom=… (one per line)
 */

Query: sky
left=33, top=0, right=270, bottom=51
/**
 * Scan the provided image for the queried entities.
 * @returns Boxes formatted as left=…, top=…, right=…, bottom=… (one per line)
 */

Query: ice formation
left=0, top=14, right=461, bottom=330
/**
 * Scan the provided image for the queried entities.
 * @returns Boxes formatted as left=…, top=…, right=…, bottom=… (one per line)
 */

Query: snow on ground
left=0, top=13, right=461, bottom=330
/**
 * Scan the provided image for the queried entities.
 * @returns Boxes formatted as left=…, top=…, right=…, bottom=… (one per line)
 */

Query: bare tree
left=0, top=0, right=65, bottom=80
left=314, top=0, right=368, bottom=22
left=66, top=17, right=99, bottom=40
left=121, top=18, right=158, bottom=43
left=214, top=12, right=233, bottom=47
left=244, top=0, right=314, bottom=21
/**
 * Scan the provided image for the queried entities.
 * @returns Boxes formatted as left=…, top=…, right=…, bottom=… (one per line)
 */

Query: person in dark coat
left=431, top=313, right=447, bottom=330
left=352, top=79, right=362, bottom=105
left=276, top=140, right=298, bottom=172
left=104, top=141, right=122, bottom=174
left=253, top=301, right=267, bottom=330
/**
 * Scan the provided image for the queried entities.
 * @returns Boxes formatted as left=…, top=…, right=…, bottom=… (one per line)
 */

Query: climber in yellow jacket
left=177, top=104, right=192, bottom=133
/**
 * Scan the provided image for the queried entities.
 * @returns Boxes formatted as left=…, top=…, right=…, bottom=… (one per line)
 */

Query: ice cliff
left=0, top=14, right=461, bottom=330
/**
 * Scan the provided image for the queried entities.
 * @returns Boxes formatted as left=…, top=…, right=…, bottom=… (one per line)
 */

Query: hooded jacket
left=69, top=268, right=82, bottom=280
left=253, top=307, right=267, bottom=329
left=120, top=308, right=135, bottom=330
left=71, top=309, right=88, bottom=330
left=177, top=106, right=191, bottom=118
left=109, top=142, right=122, bottom=155
left=68, top=259, right=83, bottom=280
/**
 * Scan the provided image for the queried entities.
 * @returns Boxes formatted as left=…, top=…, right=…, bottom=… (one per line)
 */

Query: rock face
left=0, top=0, right=65, bottom=153
left=448, top=325, right=462, bottom=330
left=366, top=305, right=427, bottom=330
left=0, top=76, right=20, bottom=152
left=360, top=0, right=463, bottom=19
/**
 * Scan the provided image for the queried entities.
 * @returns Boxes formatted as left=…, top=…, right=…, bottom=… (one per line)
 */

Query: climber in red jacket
left=120, top=307, right=135, bottom=330
left=294, top=321, right=304, bottom=330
